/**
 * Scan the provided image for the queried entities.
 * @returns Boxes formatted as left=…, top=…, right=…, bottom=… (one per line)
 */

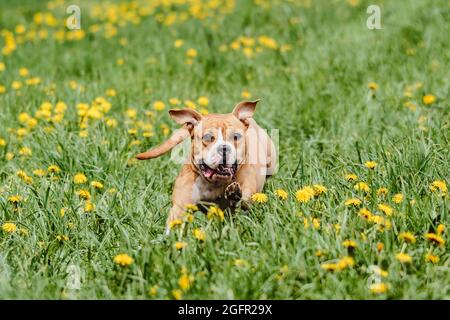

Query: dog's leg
left=234, top=164, right=265, bottom=207
left=165, top=165, right=197, bottom=235
left=224, top=181, right=242, bottom=207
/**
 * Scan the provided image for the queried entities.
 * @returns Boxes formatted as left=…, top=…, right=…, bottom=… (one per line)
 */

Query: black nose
left=217, top=144, right=231, bottom=155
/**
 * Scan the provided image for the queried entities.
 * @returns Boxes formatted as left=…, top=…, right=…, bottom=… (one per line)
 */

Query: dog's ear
left=232, top=100, right=260, bottom=122
left=169, top=109, right=202, bottom=127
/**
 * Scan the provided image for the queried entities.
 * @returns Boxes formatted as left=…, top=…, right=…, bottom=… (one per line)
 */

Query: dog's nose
left=217, top=144, right=231, bottom=155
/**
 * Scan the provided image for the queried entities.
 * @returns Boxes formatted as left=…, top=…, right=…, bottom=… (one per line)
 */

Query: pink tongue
left=205, top=168, right=215, bottom=178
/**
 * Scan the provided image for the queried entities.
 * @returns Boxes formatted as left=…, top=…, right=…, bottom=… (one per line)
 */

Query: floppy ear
left=169, top=109, right=202, bottom=127
left=136, top=109, right=202, bottom=160
left=232, top=100, right=260, bottom=122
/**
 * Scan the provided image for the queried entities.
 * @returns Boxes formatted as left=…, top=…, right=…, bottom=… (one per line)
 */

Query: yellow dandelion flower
left=172, top=289, right=183, bottom=300
left=342, top=240, right=358, bottom=249
left=2, top=222, right=17, bottom=233
left=113, top=253, right=134, bottom=267
left=197, top=96, right=209, bottom=106
left=392, top=193, right=404, bottom=204
left=354, top=182, right=370, bottom=192
left=345, top=173, right=358, bottom=181
left=19, top=147, right=32, bottom=156
left=358, top=208, right=373, bottom=220
left=241, top=90, right=251, bottom=99
left=251, top=192, right=268, bottom=203
left=345, top=198, right=362, bottom=206
left=396, top=253, right=412, bottom=263
left=76, top=189, right=91, bottom=200
left=274, top=189, right=288, bottom=200
left=313, top=184, right=327, bottom=196
left=90, top=181, right=104, bottom=189
left=377, top=188, right=389, bottom=196
left=178, top=274, right=193, bottom=291
left=437, top=224, right=445, bottom=235
left=368, top=82, right=378, bottom=91
left=169, top=219, right=183, bottom=230
left=149, top=285, right=159, bottom=297
left=8, top=195, right=22, bottom=203
left=174, top=242, right=187, bottom=250
left=185, top=204, right=198, bottom=212
left=399, top=232, right=416, bottom=244
left=425, top=233, right=445, bottom=246
left=73, top=173, right=88, bottom=184
left=193, top=228, right=206, bottom=241
left=84, top=201, right=95, bottom=213
left=321, top=263, right=338, bottom=272
left=370, top=283, right=389, bottom=294
left=33, top=169, right=46, bottom=177
left=295, top=187, right=315, bottom=203
left=424, top=253, right=439, bottom=264
left=186, top=48, right=197, bottom=58
left=377, top=243, right=384, bottom=252
left=153, top=101, right=165, bottom=111
left=430, top=180, right=447, bottom=195
left=378, top=203, right=393, bottom=216
left=422, top=94, right=436, bottom=105
left=47, top=165, right=61, bottom=173
left=365, top=161, right=378, bottom=169
left=207, top=206, right=224, bottom=221
left=234, top=259, right=249, bottom=268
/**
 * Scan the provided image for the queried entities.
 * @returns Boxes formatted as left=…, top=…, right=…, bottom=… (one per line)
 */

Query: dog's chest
left=192, top=177, right=226, bottom=202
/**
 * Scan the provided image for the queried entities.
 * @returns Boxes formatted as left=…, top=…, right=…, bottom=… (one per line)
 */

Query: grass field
left=0, top=0, right=449, bottom=299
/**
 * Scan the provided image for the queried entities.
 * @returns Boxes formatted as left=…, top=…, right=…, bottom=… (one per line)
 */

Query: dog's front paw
left=225, top=182, right=242, bottom=206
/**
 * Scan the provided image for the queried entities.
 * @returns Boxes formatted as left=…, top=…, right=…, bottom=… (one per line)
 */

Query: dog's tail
left=136, top=127, right=190, bottom=160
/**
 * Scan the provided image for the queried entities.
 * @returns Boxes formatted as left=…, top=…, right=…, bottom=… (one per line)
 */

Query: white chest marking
left=192, top=177, right=225, bottom=202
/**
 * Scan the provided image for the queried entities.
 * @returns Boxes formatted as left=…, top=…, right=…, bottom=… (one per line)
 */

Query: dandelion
left=19, top=147, right=32, bottom=156
left=337, top=256, right=355, bottom=270
left=185, top=204, right=198, bottom=212
left=113, top=253, right=134, bottom=267
left=169, top=98, right=181, bottom=106
left=153, top=101, right=165, bottom=111
left=392, top=193, right=404, bottom=203
left=378, top=203, right=393, bottom=216
left=234, top=259, right=249, bottom=268
left=321, top=263, right=338, bottom=272
left=399, top=232, right=416, bottom=244
left=365, top=161, right=377, bottom=169
left=377, top=188, right=389, bottom=196
left=149, top=285, right=159, bottom=297
left=197, top=96, right=209, bottom=106
left=377, top=243, right=384, bottom=252
left=241, top=90, right=251, bottom=99
left=313, top=184, right=327, bottom=196
left=47, top=165, right=61, bottom=173
left=345, top=198, right=362, bottom=206
left=84, top=201, right=95, bottom=213
left=274, top=189, right=288, bottom=200
left=370, top=283, right=389, bottom=294
left=424, top=253, right=439, bottom=264
left=437, top=224, right=445, bottom=235
left=174, top=39, right=184, bottom=48
left=358, top=208, right=373, bottom=220
left=186, top=48, right=197, bottom=58
left=424, top=233, right=445, bottom=246
left=169, top=219, right=183, bottom=230
left=2, top=222, right=17, bottom=233
left=295, top=187, right=315, bottom=203
left=368, top=82, right=378, bottom=91
left=193, top=228, right=206, bottom=241
left=73, top=173, right=87, bottom=184
left=207, top=206, right=224, bottom=220
left=345, top=173, right=358, bottom=181
left=172, top=289, right=183, bottom=300
left=8, top=195, right=22, bottom=203
left=430, top=180, right=447, bottom=195
left=33, top=169, right=46, bottom=177
left=422, top=94, right=436, bottom=105
left=77, top=189, right=91, bottom=200
left=0, top=138, right=6, bottom=147
left=396, top=253, right=412, bottom=264
left=178, top=274, right=193, bottom=291
left=251, top=192, right=268, bottom=203
left=174, top=242, right=187, bottom=250
left=342, top=240, right=358, bottom=249
left=91, top=181, right=104, bottom=189
left=354, top=182, right=370, bottom=192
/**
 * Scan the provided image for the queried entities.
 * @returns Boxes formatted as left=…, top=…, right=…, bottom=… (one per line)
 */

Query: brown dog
left=136, top=100, right=277, bottom=234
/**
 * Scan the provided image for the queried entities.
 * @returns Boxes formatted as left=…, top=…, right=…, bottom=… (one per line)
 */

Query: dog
left=136, top=100, right=277, bottom=234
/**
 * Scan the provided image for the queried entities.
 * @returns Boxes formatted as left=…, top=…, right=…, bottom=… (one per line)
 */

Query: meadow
left=0, top=0, right=449, bottom=299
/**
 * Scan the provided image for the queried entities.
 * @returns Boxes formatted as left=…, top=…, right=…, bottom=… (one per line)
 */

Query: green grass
left=0, top=0, right=449, bottom=299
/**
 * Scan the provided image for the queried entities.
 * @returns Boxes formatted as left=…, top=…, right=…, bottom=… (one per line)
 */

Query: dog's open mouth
left=199, top=161, right=237, bottom=181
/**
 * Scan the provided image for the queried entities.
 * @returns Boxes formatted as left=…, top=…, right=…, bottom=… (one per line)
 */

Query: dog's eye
left=203, top=133, right=214, bottom=143
left=233, top=133, right=242, bottom=141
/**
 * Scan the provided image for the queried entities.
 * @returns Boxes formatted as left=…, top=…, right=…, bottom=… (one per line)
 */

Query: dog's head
left=136, top=100, right=259, bottom=184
